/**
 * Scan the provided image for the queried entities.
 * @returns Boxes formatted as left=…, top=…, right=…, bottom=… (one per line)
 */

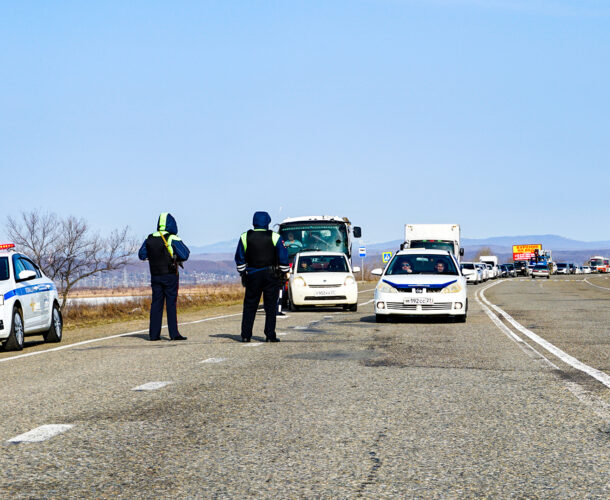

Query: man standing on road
left=138, top=212, right=190, bottom=341
left=235, top=211, right=290, bottom=343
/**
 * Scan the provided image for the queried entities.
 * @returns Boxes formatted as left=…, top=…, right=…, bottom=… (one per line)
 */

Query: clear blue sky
left=1, top=0, right=609, bottom=247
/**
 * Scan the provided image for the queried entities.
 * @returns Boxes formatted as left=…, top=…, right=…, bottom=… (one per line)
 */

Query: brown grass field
left=64, top=283, right=244, bottom=330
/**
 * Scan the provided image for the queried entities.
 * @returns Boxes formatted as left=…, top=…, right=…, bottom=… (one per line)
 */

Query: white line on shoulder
left=8, top=424, right=73, bottom=444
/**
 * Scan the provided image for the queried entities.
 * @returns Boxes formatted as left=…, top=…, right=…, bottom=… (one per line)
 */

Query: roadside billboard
left=513, top=244, right=542, bottom=261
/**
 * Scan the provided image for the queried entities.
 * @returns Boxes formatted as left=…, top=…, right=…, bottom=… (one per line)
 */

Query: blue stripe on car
left=3, top=283, right=56, bottom=301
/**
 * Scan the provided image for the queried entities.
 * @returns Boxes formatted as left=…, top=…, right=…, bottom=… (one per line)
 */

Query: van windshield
left=280, top=223, right=348, bottom=257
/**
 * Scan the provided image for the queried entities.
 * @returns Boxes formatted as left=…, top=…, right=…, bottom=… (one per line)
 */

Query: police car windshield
left=0, top=257, right=9, bottom=281
left=386, top=254, right=458, bottom=276
left=296, top=255, right=349, bottom=273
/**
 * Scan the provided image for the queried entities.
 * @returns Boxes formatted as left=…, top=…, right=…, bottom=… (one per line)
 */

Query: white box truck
left=402, top=224, right=464, bottom=260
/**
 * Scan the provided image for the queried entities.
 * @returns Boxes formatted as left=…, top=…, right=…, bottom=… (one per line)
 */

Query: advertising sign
left=512, top=244, right=542, bottom=261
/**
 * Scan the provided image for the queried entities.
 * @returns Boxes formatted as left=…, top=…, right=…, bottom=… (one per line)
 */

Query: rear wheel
left=348, top=303, right=358, bottom=312
left=44, top=304, right=63, bottom=343
left=4, top=308, right=25, bottom=351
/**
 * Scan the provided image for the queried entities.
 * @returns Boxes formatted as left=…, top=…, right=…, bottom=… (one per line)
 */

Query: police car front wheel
left=4, top=308, right=25, bottom=351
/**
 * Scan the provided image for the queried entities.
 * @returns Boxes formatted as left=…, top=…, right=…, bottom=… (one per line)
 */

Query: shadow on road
left=210, top=333, right=267, bottom=343
left=360, top=314, right=457, bottom=324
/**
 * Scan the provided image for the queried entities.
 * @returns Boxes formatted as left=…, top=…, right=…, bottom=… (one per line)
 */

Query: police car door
left=12, top=255, right=43, bottom=329
left=21, top=256, right=50, bottom=328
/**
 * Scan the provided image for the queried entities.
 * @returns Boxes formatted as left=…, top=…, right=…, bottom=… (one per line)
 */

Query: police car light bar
left=0, top=243, right=15, bottom=250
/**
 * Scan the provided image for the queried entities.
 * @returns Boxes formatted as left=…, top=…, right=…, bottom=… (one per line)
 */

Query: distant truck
left=479, top=255, right=499, bottom=279
left=401, top=224, right=464, bottom=260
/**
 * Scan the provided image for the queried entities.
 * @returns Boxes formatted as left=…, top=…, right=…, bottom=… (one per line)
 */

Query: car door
left=12, top=255, right=43, bottom=330
left=21, top=256, right=50, bottom=329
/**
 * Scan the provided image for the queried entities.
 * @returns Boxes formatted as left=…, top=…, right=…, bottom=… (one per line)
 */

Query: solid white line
left=584, top=278, right=610, bottom=291
left=200, top=357, right=226, bottom=364
left=8, top=424, right=73, bottom=443
left=480, top=283, right=610, bottom=389
left=359, top=299, right=374, bottom=306
left=0, top=312, right=243, bottom=365
left=358, top=288, right=376, bottom=294
left=243, top=342, right=263, bottom=347
left=132, top=381, right=173, bottom=391
left=277, top=332, right=289, bottom=336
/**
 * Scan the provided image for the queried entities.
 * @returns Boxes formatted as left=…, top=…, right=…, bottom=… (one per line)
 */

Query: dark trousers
left=241, top=269, right=279, bottom=340
left=149, top=273, right=180, bottom=340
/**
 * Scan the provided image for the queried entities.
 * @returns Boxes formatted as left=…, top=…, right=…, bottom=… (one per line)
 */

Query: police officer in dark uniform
left=235, top=211, right=289, bottom=342
left=138, top=212, right=190, bottom=341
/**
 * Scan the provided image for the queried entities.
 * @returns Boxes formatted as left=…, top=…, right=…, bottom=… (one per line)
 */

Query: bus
left=588, top=256, right=609, bottom=273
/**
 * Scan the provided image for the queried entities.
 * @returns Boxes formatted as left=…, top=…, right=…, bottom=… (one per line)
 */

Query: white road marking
left=277, top=332, right=289, bottom=336
left=132, top=381, right=173, bottom=391
left=358, top=288, right=376, bottom=294
left=480, top=281, right=610, bottom=389
left=244, top=342, right=263, bottom=347
left=8, top=424, right=73, bottom=443
left=0, top=312, right=243, bottom=365
left=200, top=357, right=226, bottom=364
left=584, top=278, right=610, bottom=291
left=294, top=326, right=308, bottom=330
left=276, top=315, right=290, bottom=319
left=359, top=299, right=374, bottom=306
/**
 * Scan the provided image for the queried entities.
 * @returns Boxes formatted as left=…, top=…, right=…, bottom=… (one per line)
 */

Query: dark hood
left=252, top=211, right=271, bottom=229
left=157, top=212, right=178, bottom=235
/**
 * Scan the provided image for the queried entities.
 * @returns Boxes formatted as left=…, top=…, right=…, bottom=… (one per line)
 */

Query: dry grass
left=63, top=283, right=244, bottom=330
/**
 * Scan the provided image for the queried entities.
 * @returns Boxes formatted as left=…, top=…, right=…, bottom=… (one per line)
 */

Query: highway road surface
left=1, top=276, right=609, bottom=498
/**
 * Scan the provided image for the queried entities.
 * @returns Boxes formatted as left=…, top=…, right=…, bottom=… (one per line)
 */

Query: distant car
left=505, top=263, right=517, bottom=277
left=372, top=249, right=467, bottom=323
left=568, top=263, right=576, bottom=274
left=531, top=263, right=550, bottom=279
left=476, top=262, right=489, bottom=281
left=582, top=265, right=592, bottom=274
left=498, top=264, right=509, bottom=278
left=0, top=244, right=63, bottom=351
left=514, top=261, right=529, bottom=276
left=288, top=251, right=359, bottom=311
left=556, top=263, right=569, bottom=275
left=460, top=262, right=482, bottom=284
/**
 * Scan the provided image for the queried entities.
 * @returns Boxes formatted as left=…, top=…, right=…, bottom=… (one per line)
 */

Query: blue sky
left=1, top=0, right=608, bottom=247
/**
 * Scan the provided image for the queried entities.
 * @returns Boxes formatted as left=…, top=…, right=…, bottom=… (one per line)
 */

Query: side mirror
left=371, top=268, right=383, bottom=276
left=18, top=270, right=37, bottom=281
left=460, top=248, right=465, bottom=256
left=353, top=227, right=362, bottom=238
left=352, top=266, right=361, bottom=273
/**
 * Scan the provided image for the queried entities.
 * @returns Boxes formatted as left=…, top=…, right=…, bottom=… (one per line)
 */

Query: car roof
left=395, top=249, right=453, bottom=256
left=297, top=251, right=347, bottom=258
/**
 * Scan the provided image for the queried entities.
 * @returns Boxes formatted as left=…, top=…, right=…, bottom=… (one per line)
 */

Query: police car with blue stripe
left=0, top=244, right=62, bottom=351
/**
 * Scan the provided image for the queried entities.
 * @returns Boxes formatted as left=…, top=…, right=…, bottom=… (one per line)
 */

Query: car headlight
left=376, top=282, right=397, bottom=294
left=344, top=276, right=355, bottom=286
left=440, top=282, right=463, bottom=294
left=293, top=277, right=306, bottom=287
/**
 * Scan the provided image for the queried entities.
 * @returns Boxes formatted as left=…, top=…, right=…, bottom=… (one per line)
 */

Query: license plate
left=404, top=297, right=433, bottom=305
left=314, top=289, right=336, bottom=296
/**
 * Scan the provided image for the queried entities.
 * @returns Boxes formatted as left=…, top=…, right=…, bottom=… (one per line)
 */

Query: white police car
left=372, top=249, right=468, bottom=323
left=0, top=244, right=62, bottom=351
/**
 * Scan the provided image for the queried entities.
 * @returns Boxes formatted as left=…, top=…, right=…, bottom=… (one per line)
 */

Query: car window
left=296, top=255, right=349, bottom=273
left=0, top=257, right=9, bottom=281
left=386, top=254, right=458, bottom=275
left=20, top=257, right=41, bottom=278
left=12, top=255, right=27, bottom=280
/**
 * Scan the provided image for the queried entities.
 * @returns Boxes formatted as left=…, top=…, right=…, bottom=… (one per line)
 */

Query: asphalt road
left=1, top=277, right=609, bottom=498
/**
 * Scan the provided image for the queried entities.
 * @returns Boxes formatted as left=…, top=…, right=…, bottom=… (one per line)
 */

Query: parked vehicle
left=372, top=250, right=467, bottom=322
left=460, top=262, right=482, bottom=284
left=287, top=251, right=359, bottom=311
left=531, top=263, right=551, bottom=279
left=476, top=262, right=489, bottom=281
left=479, top=256, right=499, bottom=279
left=556, top=263, right=570, bottom=275
left=588, top=256, right=609, bottom=273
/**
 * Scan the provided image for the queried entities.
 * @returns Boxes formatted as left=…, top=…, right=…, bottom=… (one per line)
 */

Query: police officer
left=235, top=211, right=289, bottom=342
left=138, top=212, right=190, bottom=341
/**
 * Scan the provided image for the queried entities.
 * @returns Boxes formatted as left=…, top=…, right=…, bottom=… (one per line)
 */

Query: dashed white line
left=277, top=332, right=289, bottom=336
left=200, top=357, right=226, bottom=364
left=8, top=424, right=73, bottom=443
left=132, top=381, right=173, bottom=391
left=243, top=342, right=263, bottom=347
